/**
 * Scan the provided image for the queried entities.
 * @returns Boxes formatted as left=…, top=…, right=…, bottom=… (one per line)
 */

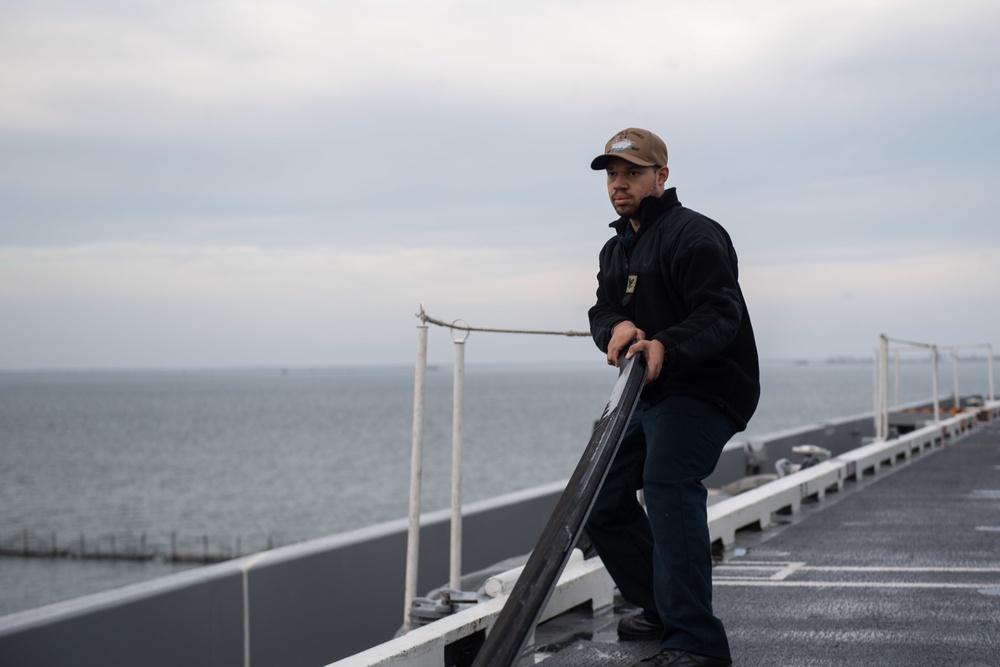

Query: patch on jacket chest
left=626, top=275, right=638, bottom=293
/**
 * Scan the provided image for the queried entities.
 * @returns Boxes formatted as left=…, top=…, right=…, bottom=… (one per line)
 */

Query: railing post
left=450, top=321, right=470, bottom=591
left=988, top=343, right=995, bottom=403
left=878, top=335, right=890, bottom=440
left=873, top=345, right=881, bottom=439
left=403, top=318, right=429, bottom=632
left=894, top=350, right=900, bottom=411
left=952, top=349, right=960, bottom=413
left=931, top=345, right=941, bottom=422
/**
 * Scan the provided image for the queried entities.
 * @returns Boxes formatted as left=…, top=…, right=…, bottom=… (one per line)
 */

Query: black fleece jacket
left=588, top=187, right=760, bottom=429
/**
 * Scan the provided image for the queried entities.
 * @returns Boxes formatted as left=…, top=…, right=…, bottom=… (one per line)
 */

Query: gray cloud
left=2, top=0, right=999, bottom=368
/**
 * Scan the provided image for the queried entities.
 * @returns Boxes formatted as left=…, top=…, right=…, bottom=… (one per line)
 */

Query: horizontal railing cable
left=416, top=304, right=590, bottom=337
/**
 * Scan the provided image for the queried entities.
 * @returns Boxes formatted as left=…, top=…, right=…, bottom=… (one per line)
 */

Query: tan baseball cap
left=590, top=128, right=668, bottom=170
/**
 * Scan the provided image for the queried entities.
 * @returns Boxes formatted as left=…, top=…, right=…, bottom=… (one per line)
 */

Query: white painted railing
left=404, top=306, right=590, bottom=632
left=875, top=335, right=995, bottom=441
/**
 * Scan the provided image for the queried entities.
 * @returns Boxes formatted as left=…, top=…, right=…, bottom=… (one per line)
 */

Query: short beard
left=611, top=197, right=641, bottom=219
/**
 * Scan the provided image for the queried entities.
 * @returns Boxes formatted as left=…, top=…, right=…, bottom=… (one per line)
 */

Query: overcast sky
left=2, top=0, right=998, bottom=369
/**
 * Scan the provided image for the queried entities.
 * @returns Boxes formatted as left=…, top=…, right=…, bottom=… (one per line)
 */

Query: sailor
left=586, top=128, right=760, bottom=667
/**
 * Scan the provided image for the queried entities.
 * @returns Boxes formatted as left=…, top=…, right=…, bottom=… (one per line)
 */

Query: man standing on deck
left=586, top=128, right=760, bottom=667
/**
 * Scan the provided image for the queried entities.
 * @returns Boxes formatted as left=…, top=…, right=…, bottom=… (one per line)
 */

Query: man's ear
left=657, top=166, right=670, bottom=187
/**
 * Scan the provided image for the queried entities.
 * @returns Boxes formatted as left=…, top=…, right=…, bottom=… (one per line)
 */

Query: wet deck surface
left=523, top=420, right=1000, bottom=666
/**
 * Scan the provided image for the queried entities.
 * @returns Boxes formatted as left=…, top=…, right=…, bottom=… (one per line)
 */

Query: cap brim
left=590, top=153, right=658, bottom=170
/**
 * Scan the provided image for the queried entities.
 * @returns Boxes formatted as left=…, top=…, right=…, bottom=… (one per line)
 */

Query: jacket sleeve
left=588, top=246, right=627, bottom=354
left=651, top=229, right=743, bottom=367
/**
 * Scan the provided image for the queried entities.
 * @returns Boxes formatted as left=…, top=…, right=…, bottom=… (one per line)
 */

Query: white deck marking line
left=715, top=562, right=1000, bottom=589
left=718, top=564, right=1000, bottom=573
left=769, top=562, right=806, bottom=581
left=714, top=581, right=999, bottom=589
left=720, top=561, right=798, bottom=566
left=797, top=566, right=1000, bottom=573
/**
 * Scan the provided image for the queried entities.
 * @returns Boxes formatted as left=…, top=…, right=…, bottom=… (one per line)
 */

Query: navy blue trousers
left=585, top=395, right=736, bottom=660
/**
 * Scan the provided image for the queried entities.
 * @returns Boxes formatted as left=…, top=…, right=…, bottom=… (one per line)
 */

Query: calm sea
left=0, top=359, right=993, bottom=617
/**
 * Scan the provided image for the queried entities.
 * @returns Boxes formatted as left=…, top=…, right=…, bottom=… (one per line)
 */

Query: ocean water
left=1, top=358, right=994, bottom=617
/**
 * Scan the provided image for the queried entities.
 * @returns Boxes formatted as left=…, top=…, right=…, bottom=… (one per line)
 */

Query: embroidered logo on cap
left=609, top=131, right=634, bottom=153
left=610, top=139, right=634, bottom=153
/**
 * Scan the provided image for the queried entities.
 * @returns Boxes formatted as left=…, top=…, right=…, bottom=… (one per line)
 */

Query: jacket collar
left=609, top=187, right=680, bottom=235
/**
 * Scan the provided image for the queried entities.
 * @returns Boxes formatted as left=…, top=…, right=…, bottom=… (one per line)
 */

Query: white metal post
left=879, top=335, right=890, bottom=440
left=403, top=321, right=428, bottom=632
left=952, top=349, right=960, bottom=413
left=988, top=344, right=995, bottom=403
left=894, top=350, right=900, bottom=411
left=873, top=345, right=881, bottom=440
left=931, top=345, right=941, bottom=422
left=449, top=327, right=468, bottom=591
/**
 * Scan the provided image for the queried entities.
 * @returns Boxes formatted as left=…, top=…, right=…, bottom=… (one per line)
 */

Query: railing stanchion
left=931, top=345, right=941, bottom=422
left=952, top=349, right=960, bottom=413
left=988, top=343, right=995, bottom=403
left=878, top=335, right=890, bottom=440
left=449, top=320, right=470, bottom=591
left=873, top=346, right=880, bottom=439
left=403, top=318, right=429, bottom=633
left=893, top=350, right=900, bottom=411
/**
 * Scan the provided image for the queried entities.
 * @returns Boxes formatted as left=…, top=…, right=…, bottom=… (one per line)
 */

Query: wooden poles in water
left=0, top=530, right=277, bottom=564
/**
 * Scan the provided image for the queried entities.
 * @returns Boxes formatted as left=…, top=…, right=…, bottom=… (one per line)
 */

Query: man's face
left=605, top=157, right=668, bottom=220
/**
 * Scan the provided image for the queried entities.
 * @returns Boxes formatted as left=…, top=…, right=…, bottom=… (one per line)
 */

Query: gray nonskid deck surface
left=517, top=600, right=658, bottom=666
left=526, top=421, right=1000, bottom=667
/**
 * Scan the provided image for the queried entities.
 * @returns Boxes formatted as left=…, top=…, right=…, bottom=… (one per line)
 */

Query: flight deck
left=521, top=420, right=1000, bottom=667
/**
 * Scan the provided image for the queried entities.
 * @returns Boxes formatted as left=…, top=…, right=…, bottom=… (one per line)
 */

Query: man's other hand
left=626, top=339, right=665, bottom=384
